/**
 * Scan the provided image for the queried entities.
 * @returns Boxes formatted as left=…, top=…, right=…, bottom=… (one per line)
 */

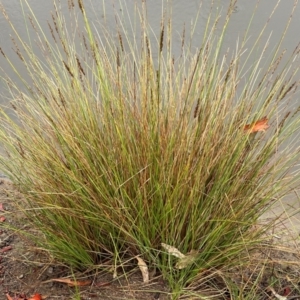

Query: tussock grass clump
left=0, top=0, right=300, bottom=296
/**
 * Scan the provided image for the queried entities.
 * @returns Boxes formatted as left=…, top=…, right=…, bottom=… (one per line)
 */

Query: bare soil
left=1, top=178, right=300, bottom=300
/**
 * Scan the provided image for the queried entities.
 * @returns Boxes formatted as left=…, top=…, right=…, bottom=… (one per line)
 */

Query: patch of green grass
left=0, top=0, right=300, bottom=297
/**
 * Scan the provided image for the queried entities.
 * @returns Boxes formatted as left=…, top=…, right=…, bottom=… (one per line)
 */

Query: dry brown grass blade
left=42, top=277, right=91, bottom=286
left=136, top=256, right=149, bottom=283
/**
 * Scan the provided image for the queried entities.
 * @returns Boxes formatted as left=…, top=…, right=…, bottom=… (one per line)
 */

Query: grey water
left=0, top=1, right=300, bottom=81
left=0, top=0, right=300, bottom=221
left=0, top=0, right=300, bottom=98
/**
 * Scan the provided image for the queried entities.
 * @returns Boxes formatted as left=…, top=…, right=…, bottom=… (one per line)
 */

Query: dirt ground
left=1, top=178, right=300, bottom=300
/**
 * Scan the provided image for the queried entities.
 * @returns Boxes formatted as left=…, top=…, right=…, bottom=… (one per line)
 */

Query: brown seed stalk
left=76, top=56, right=85, bottom=75
left=63, top=61, right=74, bottom=78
